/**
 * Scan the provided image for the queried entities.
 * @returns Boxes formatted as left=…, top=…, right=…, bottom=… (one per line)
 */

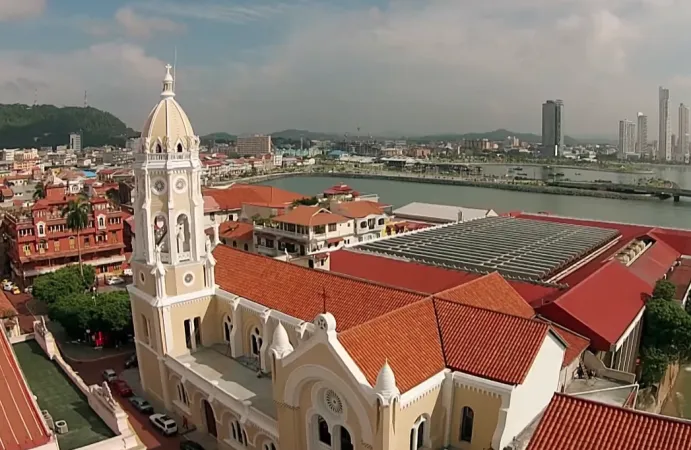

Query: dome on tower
left=140, top=64, right=197, bottom=153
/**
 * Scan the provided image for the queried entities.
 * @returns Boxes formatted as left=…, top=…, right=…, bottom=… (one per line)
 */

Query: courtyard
left=12, top=340, right=115, bottom=450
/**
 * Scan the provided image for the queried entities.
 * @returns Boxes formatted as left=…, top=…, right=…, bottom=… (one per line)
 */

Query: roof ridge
left=553, top=392, right=691, bottom=425
left=213, top=245, right=429, bottom=298
left=339, top=297, right=434, bottom=337
left=534, top=315, right=590, bottom=341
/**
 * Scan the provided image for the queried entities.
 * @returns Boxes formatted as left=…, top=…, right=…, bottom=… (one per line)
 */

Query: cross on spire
left=321, top=286, right=328, bottom=314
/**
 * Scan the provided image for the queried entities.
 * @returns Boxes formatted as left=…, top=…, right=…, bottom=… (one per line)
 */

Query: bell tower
left=130, top=64, right=215, bottom=306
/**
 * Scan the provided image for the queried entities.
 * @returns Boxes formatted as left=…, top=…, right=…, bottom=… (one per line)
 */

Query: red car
left=110, top=379, right=133, bottom=397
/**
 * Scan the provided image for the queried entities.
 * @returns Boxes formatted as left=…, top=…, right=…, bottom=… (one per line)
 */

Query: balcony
left=134, top=152, right=198, bottom=163
left=254, top=225, right=309, bottom=241
left=167, top=345, right=277, bottom=430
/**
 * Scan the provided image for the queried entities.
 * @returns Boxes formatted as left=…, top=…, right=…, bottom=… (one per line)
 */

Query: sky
left=1, top=0, right=691, bottom=137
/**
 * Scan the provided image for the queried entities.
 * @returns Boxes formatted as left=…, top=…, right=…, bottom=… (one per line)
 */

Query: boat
left=575, top=172, right=582, bottom=175
left=513, top=167, right=524, bottom=171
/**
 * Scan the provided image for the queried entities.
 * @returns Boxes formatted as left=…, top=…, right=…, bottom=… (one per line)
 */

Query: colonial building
left=3, top=183, right=126, bottom=286
left=130, top=65, right=572, bottom=450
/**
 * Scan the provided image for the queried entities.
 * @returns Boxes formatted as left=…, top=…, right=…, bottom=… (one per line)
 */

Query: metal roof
left=356, top=216, right=620, bottom=281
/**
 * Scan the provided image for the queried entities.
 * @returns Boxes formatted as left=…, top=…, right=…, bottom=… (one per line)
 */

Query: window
left=84, top=236, right=89, bottom=246
left=37, top=223, right=44, bottom=236
left=360, top=221, right=366, bottom=229
left=460, top=407, right=474, bottom=443
left=54, top=241, right=60, bottom=252
left=232, top=240, right=238, bottom=248
left=378, top=218, right=385, bottom=225
left=328, top=223, right=337, bottom=232
left=230, top=421, right=247, bottom=445
left=177, top=383, right=189, bottom=405
left=69, top=236, right=75, bottom=250
left=223, top=315, right=233, bottom=342
left=156, top=144, right=162, bottom=153
left=177, top=143, right=183, bottom=153
left=22, top=244, right=31, bottom=255
left=184, top=319, right=192, bottom=349
left=317, top=416, right=331, bottom=445
left=263, top=443, right=277, bottom=450
left=339, top=426, right=353, bottom=450
left=193, top=317, right=202, bottom=347
left=265, top=239, right=274, bottom=249
left=98, top=216, right=105, bottom=228
left=410, top=416, right=427, bottom=450
left=250, top=327, right=262, bottom=357
left=243, top=243, right=249, bottom=251
left=141, top=315, right=150, bottom=343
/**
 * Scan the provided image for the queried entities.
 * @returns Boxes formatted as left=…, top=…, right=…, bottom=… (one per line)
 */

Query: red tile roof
left=339, top=300, right=446, bottom=392
left=0, top=330, right=51, bottom=450
left=273, top=206, right=349, bottom=226
left=212, top=246, right=426, bottom=331
left=669, top=259, right=691, bottom=301
left=628, top=239, right=679, bottom=287
left=435, top=299, right=555, bottom=385
left=218, top=221, right=254, bottom=241
left=435, top=272, right=534, bottom=318
left=650, top=228, right=691, bottom=255
left=527, top=393, right=691, bottom=450
left=538, top=260, right=650, bottom=351
left=202, top=184, right=305, bottom=211
left=203, top=195, right=221, bottom=213
left=331, top=201, right=384, bottom=218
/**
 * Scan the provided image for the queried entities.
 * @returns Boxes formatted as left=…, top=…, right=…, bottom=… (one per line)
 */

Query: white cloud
left=136, top=0, right=294, bottom=24
left=5, top=0, right=691, bottom=136
left=115, top=7, right=186, bottom=39
left=0, top=0, right=45, bottom=21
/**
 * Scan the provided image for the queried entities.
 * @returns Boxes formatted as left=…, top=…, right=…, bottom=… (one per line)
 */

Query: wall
left=501, top=333, right=564, bottom=448
left=32, top=319, right=140, bottom=449
left=448, top=383, right=502, bottom=450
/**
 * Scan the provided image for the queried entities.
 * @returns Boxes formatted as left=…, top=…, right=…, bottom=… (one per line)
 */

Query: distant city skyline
left=4, top=1, right=691, bottom=137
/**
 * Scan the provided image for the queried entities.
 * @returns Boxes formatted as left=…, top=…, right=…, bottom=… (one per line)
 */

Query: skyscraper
left=618, top=120, right=636, bottom=159
left=636, top=113, right=647, bottom=155
left=541, top=100, right=564, bottom=156
left=659, top=87, right=671, bottom=161
left=679, top=103, right=689, bottom=162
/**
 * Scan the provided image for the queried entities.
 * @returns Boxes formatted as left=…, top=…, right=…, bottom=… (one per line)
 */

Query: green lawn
left=12, top=340, right=115, bottom=450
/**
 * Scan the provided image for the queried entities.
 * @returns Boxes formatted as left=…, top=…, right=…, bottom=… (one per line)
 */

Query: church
left=129, top=65, right=570, bottom=450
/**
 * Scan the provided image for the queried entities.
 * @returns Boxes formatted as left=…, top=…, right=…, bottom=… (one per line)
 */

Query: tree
left=32, top=265, right=95, bottom=305
left=48, top=293, right=95, bottom=339
left=292, top=196, right=319, bottom=206
left=105, top=188, right=120, bottom=206
left=32, top=182, right=45, bottom=200
left=62, top=195, right=91, bottom=278
left=653, top=279, right=676, bottom=301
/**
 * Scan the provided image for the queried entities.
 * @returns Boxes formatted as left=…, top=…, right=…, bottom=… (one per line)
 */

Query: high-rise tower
left=618, top=120, right=635, bottom=159
left=541, top=100, right=564, bottom=156
left=679, top=103, right=689, bottom=162
left=659, top=87, right=671, bottom=161
left=636, top=113, right=647, bottom=155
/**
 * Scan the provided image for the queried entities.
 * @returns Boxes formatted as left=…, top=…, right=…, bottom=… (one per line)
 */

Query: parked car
left=124, top=354, right=138, bottom=369
left=129, top=396, right=154, bottom=414
left=149, top=414, right=178, bottom=436
left=3, top=282, right=14, bottom=292
left=110, top=379, right=133, bottom=397
left=24, top=286, right=32, bottom=294
left=11, top=286, right=20, bottom=294
left=102, top=369, right=117, bottom=382
left=180, top=441, right=205, bottom=450
left=106, top=276, right=125, bottom=285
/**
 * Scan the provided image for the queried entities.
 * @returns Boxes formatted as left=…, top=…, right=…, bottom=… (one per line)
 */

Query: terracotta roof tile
left=339, top=299, right=445, bottom=392
left=212, top=246, right=426, bottom=331
left=527, top=393, right=691, bottom=450
left=435, top=299, right=553, bottom=385
left=202, top=184, right=305, bottom=211
left=218, top=221, right=254, bottom=240
left=273, top=206, right=350, bottom=226
left=538, top=260, right=650, bottom=351
left=331, top=201, right=384, bottom=218
left=435, top=272, right=534, bottom=318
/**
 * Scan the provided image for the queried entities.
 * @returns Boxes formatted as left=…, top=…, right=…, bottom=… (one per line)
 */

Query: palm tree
left=33, top=182, right=45, bottom=200
left=62, top=195, right=91, bottom=278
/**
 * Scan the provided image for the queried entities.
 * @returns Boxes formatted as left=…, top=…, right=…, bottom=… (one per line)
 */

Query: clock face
left=175, top=178, right=186, bottom=192
left=153, top=180, right=166, bottom=194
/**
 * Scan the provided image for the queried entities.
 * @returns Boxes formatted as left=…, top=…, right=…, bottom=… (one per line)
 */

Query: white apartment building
left=237, top=135, right=272, bottom=157
left=679, top=103, right=689, bottom=162
left=69, top=132, right=82, bottom=152
left=254, top=206, right=355, bottom=258
left=636, top=113, right=648, bottom=155
left=659, top=86, right=672, bottom=161
left=330, top=201, right=388, bottom=242
left=618, top=120, right=636, bottom=159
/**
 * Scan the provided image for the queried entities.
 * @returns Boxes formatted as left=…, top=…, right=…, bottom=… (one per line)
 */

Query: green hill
left=271, top=129, right=341, bottom=141
left=413, top=129, right=579, bottom=145
left=200, top=132, right=236, bottom=144
left=0, top=104, right=136, bottom=148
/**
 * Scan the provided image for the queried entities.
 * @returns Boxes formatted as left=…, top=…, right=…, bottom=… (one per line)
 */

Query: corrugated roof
left=538, top=260, right=650, bottom=351
left=527, top=393, right=691, bottom=450
left=393, top=202, right=495, bottom=223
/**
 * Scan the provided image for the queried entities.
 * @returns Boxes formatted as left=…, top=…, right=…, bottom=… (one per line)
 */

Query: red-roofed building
left=2, top=183, right=126, bottom=286
left=216, top=221, right=255, bottom=252
left=202, top=184, right=305, bottom=223
left=330, top=201, right=389, bottom=242
left=527, top=393, right=691, bottom=450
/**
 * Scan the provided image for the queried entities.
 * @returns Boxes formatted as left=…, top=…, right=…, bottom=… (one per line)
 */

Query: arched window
left=223, top=315, right=233, bottom=343
left=37, top=223, right=44, bottom=236
left=263, top=442, right=277, bottom=450
left=176, top=382, right=189, bottom=405
left=410, top=416, right=428, bottom=450
left=316, top=415, right=331, bottom=445
left=98, top=216, right=105, bottom=228
left=177, top=143, right=183, bottom=153
left=250, top=327, right=262, bottom=357
left=175, top=214, right=191, bottom=255
left=156, top=144, right=162, bottom=153
left=460, top=406, right=474, bottom=443
left=339, top=426, right=353, bottom=450
left=230, top=420, right=247, bottom=445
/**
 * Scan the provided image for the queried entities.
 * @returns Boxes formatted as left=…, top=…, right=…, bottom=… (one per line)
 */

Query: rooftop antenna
left=173, top=46, right=177, bottom=92
left=84, top=90, right=88, bottom=108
